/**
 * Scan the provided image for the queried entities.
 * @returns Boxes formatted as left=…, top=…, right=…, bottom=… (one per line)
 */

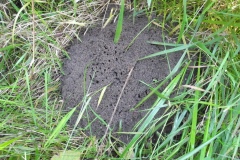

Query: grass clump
left=124, top=0, right=240, bottom=159
left=0, top=0, right=101, bottom=159
left=0, top=0, right=239, bottom=159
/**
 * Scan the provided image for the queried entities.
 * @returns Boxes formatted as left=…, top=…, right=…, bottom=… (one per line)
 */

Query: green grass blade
left=44, top=107, right=76, bottom=148
left=126, top=20, right=154, bottom=50
left=202, top=51, right=229, bottom=97
left=147, top=41, right=184, bottom=47
left=133, top=0, right=136, bottom=23
left=0, top=137, right=19, bottom=151
left=8, top=0, right=28, bottom=20
left=139, top=80, right=169, bottom=100
left=120, top=67, right=187, bottom=158
left=189, top=54, right=201, bottom=153
left=166, top=138, right=190, bottom=160
left=177, top=130, right=225, bottom=160
left=44, top=70, right=50, bottom=124
left=25, top=68, right=36, bottom=125
left=0, top=44, right=21, bottom=52
left=139, top=43, right=194, bottom=60
left=177, top=0, right=187, bottom=43
left=12, top=2, right=30, bottom=43
left=135, top=51, right=187, bottom=109
left=199, top=102, right=212, bottom=159
left=64, top=96, right=91, bottom=151
left=114, top=0, right=125, bottom=44
left=232, top=123, right=240, bottom=159
left=195, top=41, right=216, bottom=60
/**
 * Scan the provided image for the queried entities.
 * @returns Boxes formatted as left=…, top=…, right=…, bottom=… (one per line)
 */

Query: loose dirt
left=61, top=13, right=183, bottom=143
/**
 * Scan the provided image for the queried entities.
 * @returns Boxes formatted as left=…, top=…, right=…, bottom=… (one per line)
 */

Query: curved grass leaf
left=44, top=107, right=76, bottom=148
left=177, top=130, right=225, bottom=160
left=0, top=137, right=19, bottom=151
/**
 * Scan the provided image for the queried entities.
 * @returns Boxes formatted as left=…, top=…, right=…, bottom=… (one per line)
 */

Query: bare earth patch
left=61, top=13, right=182, bottom=143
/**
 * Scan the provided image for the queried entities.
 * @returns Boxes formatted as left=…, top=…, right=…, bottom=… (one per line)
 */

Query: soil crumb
left=61, top=13, right=182, bottom=143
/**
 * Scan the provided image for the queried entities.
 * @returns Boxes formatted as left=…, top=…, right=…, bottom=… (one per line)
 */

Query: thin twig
left=97, top=62, right=136, bottom=157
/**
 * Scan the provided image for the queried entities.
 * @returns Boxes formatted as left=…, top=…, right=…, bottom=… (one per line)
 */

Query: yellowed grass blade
left=97, top=85, right=109, bottom=109
left=102, top=8, right=117, bottom=29
left=60, top=20, right=85, bottom=26
left=182, top=85, right=206, bottom=92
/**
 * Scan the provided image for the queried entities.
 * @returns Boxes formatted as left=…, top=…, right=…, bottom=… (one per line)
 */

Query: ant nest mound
left=61, top=13, right=182, bottom=142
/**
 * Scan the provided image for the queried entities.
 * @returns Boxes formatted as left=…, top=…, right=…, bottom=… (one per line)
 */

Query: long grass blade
left=44, top=107, right=76, bottom=148
left=177, top=0, right=187, bottom=43
left=189, top=54, right=201, bottom=154
left=140, top=43, right=194, bottom=60
left=12, top=2, right=30, bottom=43
left=177, top=130, right=225, bottom=160
left=0, top=137, right=19, bottom=151
left=114, top=0, right=125, bottom=43
left=25, top=68, right=36, bottom=125
left=120, top=67, right=186, bottom=158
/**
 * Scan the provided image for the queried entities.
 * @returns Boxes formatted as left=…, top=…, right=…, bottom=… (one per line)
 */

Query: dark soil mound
left=61, top=13, right=182, bottom=143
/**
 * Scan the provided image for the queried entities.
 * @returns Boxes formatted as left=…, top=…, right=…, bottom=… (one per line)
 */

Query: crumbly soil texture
left=61, top=13, right=182, bottom=143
